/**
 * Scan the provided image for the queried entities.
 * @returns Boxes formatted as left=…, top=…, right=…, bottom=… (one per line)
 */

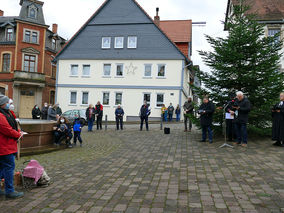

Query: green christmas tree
left=194, top=1, right=284, bottom=131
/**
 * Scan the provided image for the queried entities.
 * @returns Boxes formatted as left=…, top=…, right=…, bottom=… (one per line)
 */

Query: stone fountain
left=19, top=119, right=57, bottom=156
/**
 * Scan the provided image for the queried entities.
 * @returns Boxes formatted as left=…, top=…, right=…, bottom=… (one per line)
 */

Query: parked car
left=62, top=109, right=87, bottom=124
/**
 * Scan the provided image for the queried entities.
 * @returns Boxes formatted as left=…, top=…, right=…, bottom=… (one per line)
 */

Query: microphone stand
left=219, top=102, right=234, bottom=148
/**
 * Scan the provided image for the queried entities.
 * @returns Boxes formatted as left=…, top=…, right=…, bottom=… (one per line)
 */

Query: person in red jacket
left=0, top=95, right=24, bottom=199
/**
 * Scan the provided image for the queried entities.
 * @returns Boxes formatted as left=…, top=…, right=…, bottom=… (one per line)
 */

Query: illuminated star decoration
left=126, top=63, right=138, bottom=75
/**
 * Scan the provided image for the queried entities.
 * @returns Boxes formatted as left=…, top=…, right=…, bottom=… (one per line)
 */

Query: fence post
left=105, top=115, right=108, bottom=131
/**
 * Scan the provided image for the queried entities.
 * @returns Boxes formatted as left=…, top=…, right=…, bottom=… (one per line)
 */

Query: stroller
left=21, top=160, right=51, bottom=190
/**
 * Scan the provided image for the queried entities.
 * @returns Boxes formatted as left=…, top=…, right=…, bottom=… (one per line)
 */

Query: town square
left=0, top=0, right=284, bottom=212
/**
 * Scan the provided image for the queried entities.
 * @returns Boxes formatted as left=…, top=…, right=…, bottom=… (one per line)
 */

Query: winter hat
left=0, top=94, right=9, bottom=106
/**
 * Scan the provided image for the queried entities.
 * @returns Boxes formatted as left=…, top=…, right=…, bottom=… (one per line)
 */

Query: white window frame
left=102, top=92, right=110, bottom=106
left=22, top=53, right=38, bottom=73
left=28, top=5, right=37, bottom=19
left=115, top=64, right=124, bottom=77
left=114, top=37, right=124, bottom=49
left=52, top=38, right=56, bottom=50
left=157, top=64, right=166, bottom=78
left=82, top=64, right=91, bottom=77
left=70, top=64, right=79, bottom=77
left=81, top=91, right=89, bottom=106
left=143, top=93, right=151, bottom=106
left=127, top=36, right=137, bottom=49
left=70, top=91, right=77, bottom=105
left=23, top=28, right=39, bottom=44
left=103, top=64, right=111, bottom=77
left=144, top=64, right=152, bottom=78
left=115, top=92, right=123, bottom=106
left=268, top=28, right=281, bottom=43
left=102, top=37, right=111, bottom=49
left=6, top=28, right=13, bottom=41
left=156, top=93, right=165, bottom=108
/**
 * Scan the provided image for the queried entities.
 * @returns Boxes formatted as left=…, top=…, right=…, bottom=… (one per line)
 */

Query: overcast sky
left=1, top=0, right=228, bottom=73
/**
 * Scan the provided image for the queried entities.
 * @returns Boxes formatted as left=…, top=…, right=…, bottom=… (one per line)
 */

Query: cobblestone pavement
left=0, top=123, right=284, bottom=213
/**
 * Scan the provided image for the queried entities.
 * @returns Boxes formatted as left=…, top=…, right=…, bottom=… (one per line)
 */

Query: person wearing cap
left=115, top=105, right=124, bottom=130
left=0, top=95, right=24, bottom=199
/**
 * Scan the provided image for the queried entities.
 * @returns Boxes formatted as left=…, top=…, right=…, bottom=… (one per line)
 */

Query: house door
left=19, top=90, right=35, bottom=118
left=0, top=87, right=5, bottom=95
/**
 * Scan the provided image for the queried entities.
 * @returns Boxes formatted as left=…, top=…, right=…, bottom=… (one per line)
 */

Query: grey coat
left=47, top=107, right=57, bottom=121
left=183, top=101, right=194, bottom=114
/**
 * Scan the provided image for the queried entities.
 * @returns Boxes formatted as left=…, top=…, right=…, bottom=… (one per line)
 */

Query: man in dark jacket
left=86, top=104, right=95, bottom=132
left=198, top=97, right=215, bottom=143
left=95, top=101, right=103, bottom=130
left=47, top=105, right=57, bottom=121
left=167, top=103, right=174, bottom=122
left=225, top=97, right=237, bottom=142
left=115, top=105, right=124, bottom=130
left=233, top=91, right=251, bottom=147
left=271, top=92, right=284, bottom=147
left=0, top=94, right=24, bottom=199
left=55, top=103, right=62, bottom=116
left=41, top=103, right=48, bottom=120
left=140, top=101, right=150, bottom=131
left=183, top=97, right=194, bottom=132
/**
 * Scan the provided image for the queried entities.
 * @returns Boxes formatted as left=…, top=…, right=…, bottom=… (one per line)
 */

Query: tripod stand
left=219, top=102, right=234, bottom=148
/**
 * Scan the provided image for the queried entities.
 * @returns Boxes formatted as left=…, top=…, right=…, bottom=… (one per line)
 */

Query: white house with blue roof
left=55, top=0, right=193, bottom=121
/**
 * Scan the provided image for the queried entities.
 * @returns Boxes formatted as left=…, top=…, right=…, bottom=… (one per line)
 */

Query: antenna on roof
left=192, top=22, right=206, bottom=27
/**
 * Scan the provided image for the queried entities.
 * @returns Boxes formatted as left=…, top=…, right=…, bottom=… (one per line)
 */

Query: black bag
left=164, top=127, right=170, bottom=134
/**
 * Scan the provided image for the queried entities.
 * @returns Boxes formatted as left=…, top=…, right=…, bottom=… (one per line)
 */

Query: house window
left=83, top=65, right=91, bottom=76
left=2, top=53, right=11, bottom=72
left=24, top=30, right=31, bottom=42
left=31, top=32, right=38, bottom=43
left=70, top=65, right=79, bottom=76
left=103, top=92, right=110, bottom=105
left=24, top=30, right=38, bottom=43
left=52, top=38, right=56, bottom=50
left=144, top=64, right=152, bottom=77
left=23, top=54, right=36, bottom=72
left=28, top=6, right=37, bottom=19
left=156, top=94, right=164, bottom=107
left=52, top=65, right=56, bottom=78
left=103, top=64, right=111, bottom=76
left=116, top=64, right=123, bottom=76
left=128, top=36, right=137, bottom=48
left=6, top=28, right=13, bottom=41
left=70, top=91, right=77, bottom=104
left=268, top=29, right=281, bottom=42
left=102, top=37, right=111, bottom=49
left=0, top=87, right=5, bottom=95
left=82, top=92, right=89, bottom=105
left=157, top=64, right=166, bottom=77
left=115, top=93, right=122, bottom=105
left=115, top=37, right=124, bottom=48
left=50, top=91, right=55, bottom=105
left=144, top=93, right=151, bottom=106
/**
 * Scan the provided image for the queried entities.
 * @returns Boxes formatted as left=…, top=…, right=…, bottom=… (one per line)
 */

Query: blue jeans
left=235, top=123, right=247, bottom=144
left=88, top=119, right=94, bottom=131
left=202, top=125, right=213, bottom=142
left=73, top=131, right=82, bottom=144
left=168, top=113, right=173, bottom=122
left=0, top=154, right=15, bottom=194
left=176, top=114, right=180, bottom=122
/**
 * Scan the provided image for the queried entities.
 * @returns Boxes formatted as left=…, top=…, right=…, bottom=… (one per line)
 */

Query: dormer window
left=6, top=28, right=13, bottom=41
left=28, top=5, right=37, bottom=19
left=52, top=38, right=56, bottom=50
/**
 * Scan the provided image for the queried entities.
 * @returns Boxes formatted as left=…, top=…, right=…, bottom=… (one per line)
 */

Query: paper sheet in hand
left=225, top=113, right=234, bottom=120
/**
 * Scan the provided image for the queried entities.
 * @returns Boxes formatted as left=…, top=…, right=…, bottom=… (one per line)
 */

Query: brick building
left=0, top=0, right=65, bottom=118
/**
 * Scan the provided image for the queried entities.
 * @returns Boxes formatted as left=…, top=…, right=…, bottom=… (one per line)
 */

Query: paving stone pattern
left=0, top=123, right=283, bottom=213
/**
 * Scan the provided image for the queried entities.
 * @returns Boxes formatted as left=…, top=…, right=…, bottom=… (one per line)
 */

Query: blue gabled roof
left=55, top=0, right=190, bottom=63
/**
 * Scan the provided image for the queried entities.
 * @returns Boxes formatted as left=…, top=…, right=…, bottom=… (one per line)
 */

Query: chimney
left=154, top=7, right=160, bottom=26
left=0, top=10, right=4, bottom=17
left=52, top=24, right=58, bottom=34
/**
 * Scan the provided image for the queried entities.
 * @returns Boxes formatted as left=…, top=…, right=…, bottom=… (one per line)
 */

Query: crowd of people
left=161, top=103, right=181, bottom=122
left=31, top=103, right=63, bottom=121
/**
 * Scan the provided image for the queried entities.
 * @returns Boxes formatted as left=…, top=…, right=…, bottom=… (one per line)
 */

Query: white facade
left=56, top=59, right=190, bottom=121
